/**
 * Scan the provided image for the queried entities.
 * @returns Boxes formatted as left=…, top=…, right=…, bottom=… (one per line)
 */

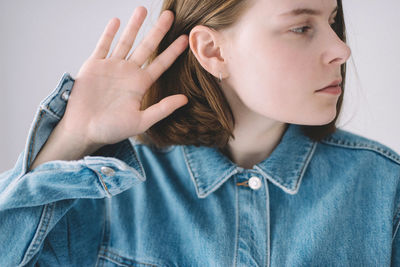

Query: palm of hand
left=59, top=6, right=189, bottom=147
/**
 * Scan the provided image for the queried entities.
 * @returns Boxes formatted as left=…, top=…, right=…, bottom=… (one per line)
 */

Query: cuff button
left=61, top=91, right=70, bottom=101
left=101, top=166, right=115, bottom=177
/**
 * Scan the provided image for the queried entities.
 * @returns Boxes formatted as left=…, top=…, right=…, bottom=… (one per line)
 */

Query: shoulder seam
left=320, top=138, right=400, bottom=166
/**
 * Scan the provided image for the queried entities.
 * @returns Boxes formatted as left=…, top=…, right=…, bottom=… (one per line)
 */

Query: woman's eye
left=290, top=22, right=336, bottom=35
left=290, top=26, right=312, bottom=34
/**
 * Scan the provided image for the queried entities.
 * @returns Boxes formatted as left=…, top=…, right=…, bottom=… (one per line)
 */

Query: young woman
left=1, top=0, right=399, bottom=266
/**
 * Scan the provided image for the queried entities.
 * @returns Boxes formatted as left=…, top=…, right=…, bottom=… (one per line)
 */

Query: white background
left=0, top=0, right=399, bottom=172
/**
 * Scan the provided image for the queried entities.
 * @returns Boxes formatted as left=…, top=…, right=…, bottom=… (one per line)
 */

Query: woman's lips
left=316, top=85, right=342, bottom=95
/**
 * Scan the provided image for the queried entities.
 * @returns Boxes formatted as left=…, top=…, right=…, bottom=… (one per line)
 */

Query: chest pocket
left=96, top=246, right=171, bottom=267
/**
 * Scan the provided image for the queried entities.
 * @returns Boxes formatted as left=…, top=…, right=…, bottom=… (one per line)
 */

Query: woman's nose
left=323, top=28, right=352, bottom=65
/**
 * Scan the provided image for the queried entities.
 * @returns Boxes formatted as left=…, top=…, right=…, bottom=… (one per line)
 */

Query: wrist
left=54, top=119, right=103, bottom=157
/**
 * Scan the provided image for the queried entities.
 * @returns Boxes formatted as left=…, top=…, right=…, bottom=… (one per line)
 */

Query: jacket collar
left=182, top=123, right=318, bottom=198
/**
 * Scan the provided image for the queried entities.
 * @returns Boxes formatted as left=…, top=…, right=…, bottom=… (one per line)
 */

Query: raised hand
left=60, top=6, right=188, bottom=148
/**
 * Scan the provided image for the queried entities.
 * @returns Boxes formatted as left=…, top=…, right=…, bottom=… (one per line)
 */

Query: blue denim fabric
left=1, top=73, right=400, bottom=267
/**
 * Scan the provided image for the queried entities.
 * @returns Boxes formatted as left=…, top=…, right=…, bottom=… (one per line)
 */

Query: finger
left=90, top=18, right=121, bottom=59
left=128, top=10, right=174, bottom=66
left=138, top=94, right=188, bottom=132
left=145, top=35, right=188, bottom=80
left=110, top=6, right=147, bottom=59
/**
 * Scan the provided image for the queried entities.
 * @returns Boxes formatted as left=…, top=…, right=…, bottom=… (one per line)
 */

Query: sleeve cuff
left=21, top=72, right=75, bottom=175
left=15, top=73, right=146, bottom=199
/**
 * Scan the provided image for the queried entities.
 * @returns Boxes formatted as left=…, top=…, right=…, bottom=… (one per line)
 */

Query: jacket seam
left=233, top=176, right=239, bottom=267
left=393, top=173, right=400, bottom=244
left=394, top=199, right=400, bottom=226
left=42, top=74, right=73, bottom=118
left=98, top=254, right=157, bottom=267
left=95, top=201, right=108, bottom=267
left=25, top=109, right=45, bottom=173
left=253, top=141, right=317, bottom=195
left=320, top=139, right=400, bottom=165
left=90, top=168, right=111, bottom=198
left=98, top=175, right=110, bottom=195
left=40, top=105, right=62, bottom=120
left=19, top=203, right=55, bottom=266
left=265, top=179, right=271, bottom=267
left=182, top=146, right=238, bottom=197
left=181, top=146, right=202, bottom=198
left=96, top=200, right=112, bottom=267
left=393, top=211, right=400, bottom=244
left=98, top=246, right=166, bottom=266
left=125, top=140, right=146, bottom=181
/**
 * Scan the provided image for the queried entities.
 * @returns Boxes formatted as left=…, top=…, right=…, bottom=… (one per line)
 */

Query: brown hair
left=136, top=0, right=347, bottom=148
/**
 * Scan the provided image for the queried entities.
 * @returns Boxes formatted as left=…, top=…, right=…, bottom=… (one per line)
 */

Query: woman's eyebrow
left=279, top=5, right=338, bottom=17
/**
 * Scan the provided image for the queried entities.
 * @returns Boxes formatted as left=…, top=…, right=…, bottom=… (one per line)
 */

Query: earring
left=218, top=72, right=222, bottom=83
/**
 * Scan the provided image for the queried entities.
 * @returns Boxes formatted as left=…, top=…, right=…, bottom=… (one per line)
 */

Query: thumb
left=138, top=94, right=188, bottom=132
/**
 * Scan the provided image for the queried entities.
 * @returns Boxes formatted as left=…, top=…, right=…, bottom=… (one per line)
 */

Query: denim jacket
left=1, top=73, right=400, bottom=267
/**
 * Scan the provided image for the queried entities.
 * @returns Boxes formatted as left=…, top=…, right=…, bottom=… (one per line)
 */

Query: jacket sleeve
left=393, top=224, right=400, bottom=266
left=392, top=172, right=400, bottom=267
left=0, top=73, right=146, bottom=266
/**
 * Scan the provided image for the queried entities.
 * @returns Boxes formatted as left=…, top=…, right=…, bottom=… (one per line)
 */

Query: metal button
left=100, top=166, right=115, bottom=177
left=61, top=91, right=70, bottom=101
left=248, top=177, right=262, bottom=190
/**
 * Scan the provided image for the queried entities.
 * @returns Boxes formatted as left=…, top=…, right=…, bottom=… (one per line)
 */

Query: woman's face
left=220, top=0, right=351, bottom=125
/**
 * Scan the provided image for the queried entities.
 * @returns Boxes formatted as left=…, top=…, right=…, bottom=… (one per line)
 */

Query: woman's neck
left=222, top=121, right=288, bottom=169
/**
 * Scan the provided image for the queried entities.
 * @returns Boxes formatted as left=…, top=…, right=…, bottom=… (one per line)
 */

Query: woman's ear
left=189, top=25, right=227, bottom=79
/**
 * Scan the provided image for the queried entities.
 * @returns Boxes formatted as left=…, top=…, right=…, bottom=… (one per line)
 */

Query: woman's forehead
left=248, top=0, right=338, bottom=17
